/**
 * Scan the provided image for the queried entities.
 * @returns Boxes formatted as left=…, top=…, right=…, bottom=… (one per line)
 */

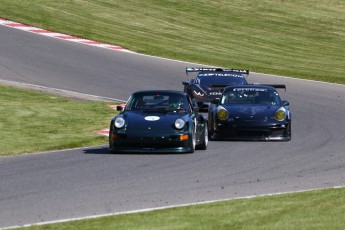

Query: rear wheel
left=196, top=124, right=208, bottom=150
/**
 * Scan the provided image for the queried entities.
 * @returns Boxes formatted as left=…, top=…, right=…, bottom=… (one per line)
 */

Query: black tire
left=196, top=124, right=208, bottom=150
left=108, top=128, right=115, bottom=153
left=287, top=123, right=292, bottom=140
left=208, top=123, right=215, bottom=140
left=208, top=130, right=213, bottom=140
left=188, top=129, right=196, bottom=153
left=108, top=127, right=119, bottom=153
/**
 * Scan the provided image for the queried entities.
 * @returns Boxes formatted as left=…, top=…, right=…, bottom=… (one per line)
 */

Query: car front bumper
left=211, top=122, right=291, bottom=141
left=109, top=131, right=193, bottom=153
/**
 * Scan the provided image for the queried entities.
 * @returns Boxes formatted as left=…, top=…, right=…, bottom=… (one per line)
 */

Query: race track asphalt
left=1, top=25, right=345, bottom=228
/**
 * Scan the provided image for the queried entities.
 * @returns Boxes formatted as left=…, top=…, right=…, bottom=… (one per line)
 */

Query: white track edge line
left=0, top=79, right=126, bottom=103
left=2, top=185, right=344, bottom=229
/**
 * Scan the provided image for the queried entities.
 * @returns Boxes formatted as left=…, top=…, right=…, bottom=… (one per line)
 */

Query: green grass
left=0, top=0, right=344, bottom=84
left=13, top=187, right=345, bottom=229
left=0, top=85, right=116, bottom=156
left=1, top=1, right=345, bottom=229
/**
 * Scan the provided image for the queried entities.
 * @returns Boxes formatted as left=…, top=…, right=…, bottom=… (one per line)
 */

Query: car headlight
left=114, top=117, right=125, bottom=128
left=217, top=108, right=229, bottom=120
left=175, top=118, right=185, bottom=129
left=275, top=108, right=286, bottom=121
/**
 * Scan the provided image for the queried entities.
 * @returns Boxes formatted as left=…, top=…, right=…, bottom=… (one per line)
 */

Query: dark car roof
left=131, top=90, right=187, bottom=96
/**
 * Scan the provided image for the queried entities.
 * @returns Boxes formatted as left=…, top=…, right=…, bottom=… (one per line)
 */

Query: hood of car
left=224, top=105, right=279, bottom=121
left=124, top=111, right=187, bottom=131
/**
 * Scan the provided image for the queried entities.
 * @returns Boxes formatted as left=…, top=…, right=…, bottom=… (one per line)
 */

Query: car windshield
left=221, top=88, right=281, bottom=105
left=125, top=92, right=190, bottom=112
left=197, top=73, right=247, bottom=86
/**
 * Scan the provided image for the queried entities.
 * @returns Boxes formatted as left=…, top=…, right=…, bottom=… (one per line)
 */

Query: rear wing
left=186, top=67, right=249, bottom=76
left=210, top=84, right=237, bottom=88
left=252, top=83, right=286, bottom=91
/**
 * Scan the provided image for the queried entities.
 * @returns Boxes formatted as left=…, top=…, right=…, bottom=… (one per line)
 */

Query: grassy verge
left=14, top=187, right=345, bottom=229
left=0, top=1, right=344, bottom=84
left=1, top=1, right=344, bottom=229
left=0, top=85, right=116, bottom=156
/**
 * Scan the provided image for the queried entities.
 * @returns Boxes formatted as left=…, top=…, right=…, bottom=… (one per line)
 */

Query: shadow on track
left=83, top=146, right=112, bottom=155
left=83, top=146, right=193, bottom=156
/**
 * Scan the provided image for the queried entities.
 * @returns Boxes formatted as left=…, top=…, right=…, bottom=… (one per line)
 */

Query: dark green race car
left=109, top=90, right=208, bottom=153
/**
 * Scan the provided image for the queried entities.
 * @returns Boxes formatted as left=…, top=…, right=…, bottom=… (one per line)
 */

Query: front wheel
left=188, top=129, right=196, bottom=153
left=286, top=122, right=292, bottom=141
left=208, top=124, right=215, bottom=140
left=108, top=128, right=116, bottom=153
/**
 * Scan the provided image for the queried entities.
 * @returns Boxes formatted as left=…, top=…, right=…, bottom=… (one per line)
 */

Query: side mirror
left=116, top=105, right=124, bottom=111
left=211, top=98, right=220, bottom=105
left=182, top=81, right=189, bottom=86
left=281, top=100, right=289, bottom=106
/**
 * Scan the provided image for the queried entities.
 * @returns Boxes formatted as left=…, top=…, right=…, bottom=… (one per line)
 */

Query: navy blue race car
left=182, top=67, right=249, bottom=111
left=208, top=85, right=291, bottom=141
left=109, top=90, right=208, bottom=153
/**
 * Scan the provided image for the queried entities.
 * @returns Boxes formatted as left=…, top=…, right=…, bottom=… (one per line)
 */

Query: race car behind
left=182, top=67, right=249, bottom=111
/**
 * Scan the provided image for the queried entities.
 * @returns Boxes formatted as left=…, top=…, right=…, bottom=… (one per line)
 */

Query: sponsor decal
left=233, top=88, right=268, bottom=92
left=186, top=67, right=248, bottom=74
left=144, top=116, right=160, bottom=121
left=199, top=73, right=244, bottom=78
left=193, top=91, right=205, bottom=96
left=209, top=92, right=222, bottom=96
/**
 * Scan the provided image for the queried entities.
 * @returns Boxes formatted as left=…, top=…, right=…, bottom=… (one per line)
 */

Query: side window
left=126, top=96, right=145, bottom=110
left=125, top=96, right=135, bottom=110
left=272, top=91, right=282, bottom=105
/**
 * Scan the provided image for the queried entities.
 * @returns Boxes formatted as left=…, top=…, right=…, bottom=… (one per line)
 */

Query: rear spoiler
left=252, top=83, right=286, bottom=91
left=186, top=67, right=249, bottom=76
left=210, top=84, right=235, bottom=88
